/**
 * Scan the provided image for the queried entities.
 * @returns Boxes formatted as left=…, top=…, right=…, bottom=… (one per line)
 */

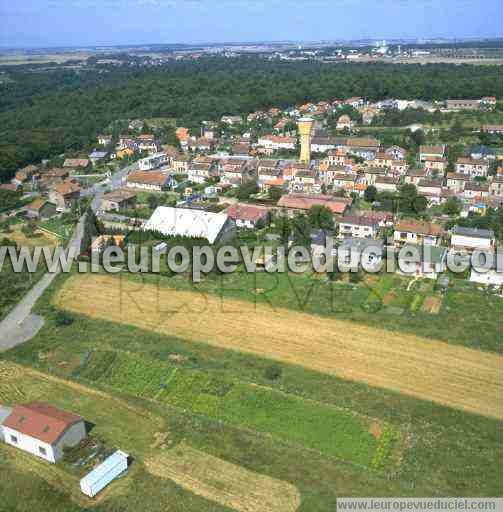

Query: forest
left=1, top=57, right=503, bottom=182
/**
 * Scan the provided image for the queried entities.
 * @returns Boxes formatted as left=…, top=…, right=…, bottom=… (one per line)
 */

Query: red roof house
left=2, top=402, right=86, bottom=463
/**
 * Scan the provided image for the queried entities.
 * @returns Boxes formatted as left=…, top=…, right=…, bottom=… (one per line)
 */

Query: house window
left=10, top=435, right=18, bottom=444
left=39, top=446, right=47, bottom=456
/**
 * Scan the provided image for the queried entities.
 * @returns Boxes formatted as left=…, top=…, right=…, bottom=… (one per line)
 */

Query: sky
left=0, top=0, right=502, bottom=49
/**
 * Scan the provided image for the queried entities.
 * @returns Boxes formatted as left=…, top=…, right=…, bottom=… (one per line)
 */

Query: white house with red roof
left=226, top=203, right=270, bottom=229
left=0, top=402, right=86, bottom=463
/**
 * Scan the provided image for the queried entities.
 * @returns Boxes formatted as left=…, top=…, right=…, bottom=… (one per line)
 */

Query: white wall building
left=470, top=251, right=503, bottom=287
left=1, top=402, right=86, bottom=463
left=451, top=227, right=495, bottom=252
left=138, top=152, right=168, bottom=171
left=338, top=215, right=380, bottom=239
left=257, top=135, right=296, bottom=151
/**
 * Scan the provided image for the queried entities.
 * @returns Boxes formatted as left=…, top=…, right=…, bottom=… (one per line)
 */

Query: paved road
left=0, top=162, right=136, bottom=352
left=0, top=213, right=86, bottom=351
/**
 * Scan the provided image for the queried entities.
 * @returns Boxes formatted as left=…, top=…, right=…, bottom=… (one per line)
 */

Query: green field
left=38, top=216, right=77, bottom=241
left=161, top=371, right=393, bottom=468
left=73, top=349, right=393, bottom=468
left=0, top=215, right=77, bottom=320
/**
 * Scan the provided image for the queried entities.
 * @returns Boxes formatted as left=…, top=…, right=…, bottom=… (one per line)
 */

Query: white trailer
left=80, top=450, right=129, bottom=498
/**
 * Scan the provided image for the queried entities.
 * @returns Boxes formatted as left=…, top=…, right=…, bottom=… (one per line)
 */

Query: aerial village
left=1, top=94, right=503, bottom=503
left=2, top=94, right=502, bottom=287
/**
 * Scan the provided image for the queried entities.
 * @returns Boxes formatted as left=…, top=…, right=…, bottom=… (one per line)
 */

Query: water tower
left=298, top=117, right=314, bottom=164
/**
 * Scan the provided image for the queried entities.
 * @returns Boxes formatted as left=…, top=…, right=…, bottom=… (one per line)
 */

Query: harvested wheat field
left=56, top=274, right=503, bottom=421
left=145, top=443, right=301, bottom=512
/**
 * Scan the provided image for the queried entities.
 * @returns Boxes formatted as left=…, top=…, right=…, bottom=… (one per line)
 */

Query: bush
left=264, top=364, right=282, bottom=381
left=349, top=271, right=363, bottom=284
left=55, top=311, right=74, bottom=327
left=21, top=221, right=38, bottom=238
left=1, top=237, right=16, bottom=247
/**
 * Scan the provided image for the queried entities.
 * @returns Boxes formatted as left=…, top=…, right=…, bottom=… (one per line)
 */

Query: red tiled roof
left=265, top=178, right=285, bottom=187
left=419, top=145, right=445, bottom=156
left=376, top=176, right=399, bottom=184
left=362, top=211, right=394, bottom=223
left=456, top=157, right=488, bottom=166
left=339, top=215, right=378, bottom=227
left=261, top=135, right=295, bottom=143
left=43, top=168, right=69, bottom=178
left=53, top=180, right=81, bottom=196
left=346, top=137, right=380, bottom=149
left=278, top=194, right=350, bottom=214
left=102, top=189, right=137, bottom=202
left=227, top=203, right=270, bottom=222
left=3, top=402, right=82, bottom=444
left=127, top=171, right=169, bottom=186
left=26, top=198, right=49, bottom=211
left=63, top=158, right=89, bottom=168
left=395, top=219, right=444, bottom=236
left=407, top=169, right=428, bottom=177
left=423, top=156, right=447, bottom=163
left=447, top=172, right=470, bottom=180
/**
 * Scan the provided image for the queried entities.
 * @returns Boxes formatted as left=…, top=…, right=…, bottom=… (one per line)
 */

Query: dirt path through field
left=56, top=275, right=503, bottom=421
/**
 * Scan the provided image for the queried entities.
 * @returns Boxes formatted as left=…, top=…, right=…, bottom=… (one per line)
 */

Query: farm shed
left=1, top=402, right=86, bottom=463
left=80, top=450, right=129, bottom=498
left=0, top=406, right=13, bottom=442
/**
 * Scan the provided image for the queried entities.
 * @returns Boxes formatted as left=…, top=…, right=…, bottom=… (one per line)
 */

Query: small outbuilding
left=25, top=198, right=57, bottom=220
left=1, top=402, right=86, bottom=463
left=80, top=450, right=129, bottom=498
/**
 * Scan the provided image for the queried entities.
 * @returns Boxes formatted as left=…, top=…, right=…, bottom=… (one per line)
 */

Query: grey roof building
left=451, top=226, right=495, bottom=239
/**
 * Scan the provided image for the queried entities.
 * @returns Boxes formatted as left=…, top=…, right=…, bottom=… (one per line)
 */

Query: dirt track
left=56, top=275, right=503, bottom=421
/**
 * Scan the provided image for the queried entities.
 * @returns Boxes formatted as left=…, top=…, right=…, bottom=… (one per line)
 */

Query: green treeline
left=1, top=58, right=503, bottom=181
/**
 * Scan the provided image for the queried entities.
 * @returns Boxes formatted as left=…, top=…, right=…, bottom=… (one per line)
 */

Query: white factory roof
left=144, top=206, right=229, bottom=244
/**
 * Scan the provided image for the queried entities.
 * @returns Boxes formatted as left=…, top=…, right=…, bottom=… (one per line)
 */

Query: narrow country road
left=0, top=212, right=86, bottom=352
left=0, top=162, right=136, bottom=352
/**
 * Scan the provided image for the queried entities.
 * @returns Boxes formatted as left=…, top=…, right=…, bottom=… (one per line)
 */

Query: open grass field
left=145, top=443, right=301, bottom=512
left=0, top=216, right=77, bottom=320
left=0, top=223, right=60, bottom=248
left=55, top=274, right=503, bottom=422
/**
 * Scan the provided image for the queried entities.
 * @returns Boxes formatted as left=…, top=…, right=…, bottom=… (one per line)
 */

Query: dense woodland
left=2, top=58, right=503, bottom=183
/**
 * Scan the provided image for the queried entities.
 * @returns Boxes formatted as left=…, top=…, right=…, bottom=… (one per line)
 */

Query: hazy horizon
left=1, top=0, right=502, bottom=49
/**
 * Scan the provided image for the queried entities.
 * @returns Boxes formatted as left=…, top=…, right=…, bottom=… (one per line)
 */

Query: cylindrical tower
left=298, top=117, right=314, bottom=164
